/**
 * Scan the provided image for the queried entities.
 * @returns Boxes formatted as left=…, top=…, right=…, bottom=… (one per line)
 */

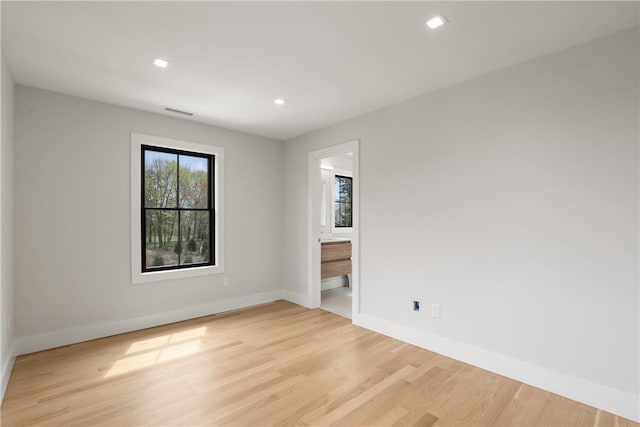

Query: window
left=142, top=146, right=213, bottom=271
left=131, top=133, right=224, bottom=284
left=334, top=175, right=352, bottom=228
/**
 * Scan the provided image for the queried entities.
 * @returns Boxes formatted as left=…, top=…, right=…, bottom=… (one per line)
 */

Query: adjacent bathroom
left=319, top=152, right=353, bottom=318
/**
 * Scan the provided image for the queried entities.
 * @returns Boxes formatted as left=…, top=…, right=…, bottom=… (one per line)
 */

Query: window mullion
left=141, top=148, right=146, bottom=269
left=176, top=154, right=181, bottom=265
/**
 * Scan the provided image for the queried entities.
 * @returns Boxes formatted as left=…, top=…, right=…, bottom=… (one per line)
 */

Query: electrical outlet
left=224, top=278, right=230, bottom=288
left=431, top=303, right=440, bottom=319
left=413, top=300, right=420, bottom=312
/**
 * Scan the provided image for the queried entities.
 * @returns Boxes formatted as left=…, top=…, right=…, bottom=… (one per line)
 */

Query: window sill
left=132, top=264, right=224, bottom=284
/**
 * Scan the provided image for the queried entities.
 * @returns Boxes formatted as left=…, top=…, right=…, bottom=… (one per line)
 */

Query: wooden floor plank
left=1, top=300, right=636, bottom=426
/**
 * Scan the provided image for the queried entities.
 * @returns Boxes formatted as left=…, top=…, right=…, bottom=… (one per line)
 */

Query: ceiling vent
left=164, top=107, right=194, bottom=117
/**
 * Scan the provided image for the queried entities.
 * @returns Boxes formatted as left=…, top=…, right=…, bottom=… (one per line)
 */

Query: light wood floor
left=1, top=301, right=636, bottom=426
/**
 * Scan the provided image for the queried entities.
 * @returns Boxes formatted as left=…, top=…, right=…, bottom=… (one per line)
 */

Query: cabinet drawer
left=321, top=242, right=352, bottom=262
left=321, top=260, right=352, bottom=279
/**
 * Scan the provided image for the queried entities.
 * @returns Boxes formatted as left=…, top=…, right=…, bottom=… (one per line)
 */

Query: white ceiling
left=2, top=1, right=638, bottom=141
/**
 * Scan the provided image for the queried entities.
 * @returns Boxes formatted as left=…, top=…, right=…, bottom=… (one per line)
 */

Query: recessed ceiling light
left=426, top=14, right=448, bottom=30
left=274, top=98, right=287, bottom=105
left=152, top=57, right=169, bottom=68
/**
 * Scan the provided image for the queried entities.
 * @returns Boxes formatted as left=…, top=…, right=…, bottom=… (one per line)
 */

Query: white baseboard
left=10, top=292, right=637, bottom=422
left=353, top=313, right=639, bottom=423
left=281, top=289, right=310, bottom=307
left=14, top=290, right=283, bottom=356
left=321, top=277, right=344, bottom=291
left=1, top=343, right=16, bottom=403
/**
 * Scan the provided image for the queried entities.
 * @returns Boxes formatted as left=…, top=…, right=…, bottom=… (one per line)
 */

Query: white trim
left=308, top=155, right=320, bottom=308
left=353, top=312, right=640, bottom=423
left=281, top=289, right=310, bottom=308
left=130, top=133, right=225, bottom=284
left=14, top=290, right=281, bottom=356
left=308, top=140, right=360, bottom=314
left=13, top=289, right=311, bottom=357
left=321, top=277, right=345, bottom=291
left=1, top=344, right=15, bottom=403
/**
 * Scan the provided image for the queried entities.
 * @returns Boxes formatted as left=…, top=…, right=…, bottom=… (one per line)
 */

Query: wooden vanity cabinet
left=321, top=240, right=352, bottom=279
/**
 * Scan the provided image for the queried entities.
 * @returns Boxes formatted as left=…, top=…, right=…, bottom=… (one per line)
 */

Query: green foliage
left=144, top=156, right=177, bottom=208
left=334, top=175, right=353, bottom=228
left=184, top=254, right=193, bottom=263
left=144, top=151, right=211, bottom=257
left=152, top=255, right=164, bottom=266
left=201, top=241, right=209, bottom=256
left=179, top=168, right=208, bottom=209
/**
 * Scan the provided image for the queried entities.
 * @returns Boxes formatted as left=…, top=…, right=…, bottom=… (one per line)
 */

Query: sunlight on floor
left=125, top=326, right=206, bottom=354
left=105, top=326, right=206, bottom=378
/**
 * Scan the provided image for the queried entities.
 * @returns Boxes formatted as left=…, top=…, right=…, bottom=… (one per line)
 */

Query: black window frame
left=141, top=144, right=215, bottom=272
left=334, top=174, right=353, bottom=228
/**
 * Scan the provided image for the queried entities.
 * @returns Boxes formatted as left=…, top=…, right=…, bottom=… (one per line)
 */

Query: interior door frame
left=307, top=139, right=360, bottom=315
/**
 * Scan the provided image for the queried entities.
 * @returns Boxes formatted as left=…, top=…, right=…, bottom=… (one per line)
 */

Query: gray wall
left=14, top=86, right=284, bottom=339
left=1, top=49, right=15, bottom=395
left=283, top=27, right=639, bottom=396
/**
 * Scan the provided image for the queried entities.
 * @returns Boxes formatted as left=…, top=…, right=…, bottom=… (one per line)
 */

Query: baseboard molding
left=10, top=293, right=637, bottom=422
left=321, top=277, right=344, bottom=291
left=1, top=343, right=16, bottom=403
left=281, top=289, right=310, bottom=308
left=14, top=290, right=283, bottom=356
left=353, top=313, right=639, bottom=423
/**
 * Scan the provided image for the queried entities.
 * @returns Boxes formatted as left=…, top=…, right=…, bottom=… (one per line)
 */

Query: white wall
left=283, top=27, right=639, bottom=418
left=320, top=169, right=332, bottom=235
left=0, top=49, right=15, bottom=398
left=320, top=153, right=353, bottom=171
left=14, top=86, right=284, bottom=350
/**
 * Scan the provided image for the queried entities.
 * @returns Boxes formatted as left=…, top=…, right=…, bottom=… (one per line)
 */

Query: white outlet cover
left=431, top=303, right=441, bottom=319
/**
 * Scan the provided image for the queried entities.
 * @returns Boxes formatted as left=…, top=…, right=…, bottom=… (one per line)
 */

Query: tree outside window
left=334, top=175, right=352, bottom=228
left=142, top=146, right=214, bottom=271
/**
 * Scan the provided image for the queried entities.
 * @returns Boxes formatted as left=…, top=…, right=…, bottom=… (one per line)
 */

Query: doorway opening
left=307, top=140, right=359, bottom=319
